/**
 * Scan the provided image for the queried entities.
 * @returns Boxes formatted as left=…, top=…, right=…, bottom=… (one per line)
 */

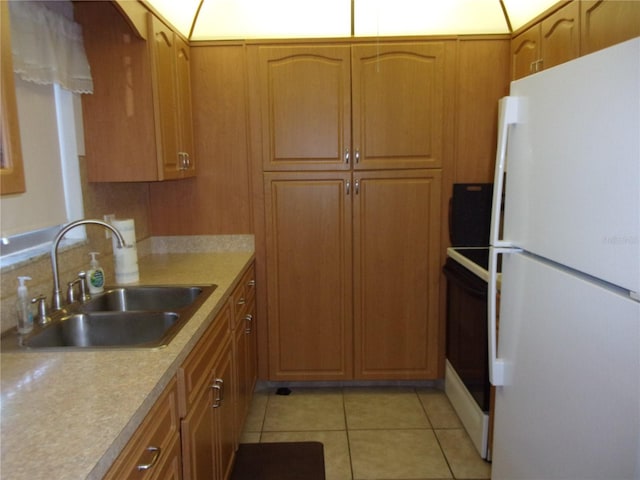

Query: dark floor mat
left=230, top=441, right=325, bottom=480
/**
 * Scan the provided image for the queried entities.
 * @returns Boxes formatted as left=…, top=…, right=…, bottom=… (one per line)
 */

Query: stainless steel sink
left=5, top=284, right=217, bottom=350
left=22, top=311, right=180, bottom=348
left=80, top=286, right=206, bottom=312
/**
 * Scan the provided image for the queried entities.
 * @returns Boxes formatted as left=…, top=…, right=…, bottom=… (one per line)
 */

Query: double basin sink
left=14, top=285, right=217, bottom=350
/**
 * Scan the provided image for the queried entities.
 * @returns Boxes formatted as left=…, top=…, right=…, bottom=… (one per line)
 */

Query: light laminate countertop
left=1, top=250, right=254, bottom=479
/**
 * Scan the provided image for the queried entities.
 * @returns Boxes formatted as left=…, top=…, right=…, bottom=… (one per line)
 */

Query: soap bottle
left=88, top=252, right=105, bottom=294
left=16, top=276, right=33, bottom=334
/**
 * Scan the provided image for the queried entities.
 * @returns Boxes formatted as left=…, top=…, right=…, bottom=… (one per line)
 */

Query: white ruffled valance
left=9, top=1, right=93, bottom=94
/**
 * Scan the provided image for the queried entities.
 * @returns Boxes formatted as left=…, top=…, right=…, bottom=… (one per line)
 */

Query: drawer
left=104, top=378, right=179, bottom=480
left=177, top=304, right=231, bottom=416
left=231, top=264, right=256, bottom=327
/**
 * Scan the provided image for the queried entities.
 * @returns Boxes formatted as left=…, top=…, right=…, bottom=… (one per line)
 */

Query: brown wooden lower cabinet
left=264, top=170, right=442, bottom=381
left=353, top=170, right=442, bottom=380
left=106, top=263, right=257, bottom=480
left=177, top=264, right=256, bottom=480
left=180, top=376, right=216, bottom=480
left=231, top=265, right=257, bottom=432
left=178, top=304, right=237, bottom=480
left=264, top=171, right=354, bottom=380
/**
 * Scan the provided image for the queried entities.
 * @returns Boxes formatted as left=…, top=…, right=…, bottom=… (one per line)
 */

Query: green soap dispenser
left=88, top=252, right=105, bottom=294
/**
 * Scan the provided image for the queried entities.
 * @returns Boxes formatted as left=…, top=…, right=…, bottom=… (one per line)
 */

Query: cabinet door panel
left=352, top=43, right=445, bottom=170
left=353, top=170, right=441, bottom=379
left=1, top=1, right=25, bottom=195
left=540, top=1, right=579, bottom=71
left=175, top=36, right=195, bottom=176
left=181, top=380, right=217, bottom=480
left=149, top=15, right=181, bottom=179
left=259, top=46, right=351, bottom=171
left=214, top=342, right=236, bottom=480
left=581, top=0, right=640, bottom=55
left=265, top=172, right=353, bottom=379
left=511, top=25, right=540, bottom=80
left=75, top=1, right=158, bottom=182
left=234, top=298, right=256, bottom=434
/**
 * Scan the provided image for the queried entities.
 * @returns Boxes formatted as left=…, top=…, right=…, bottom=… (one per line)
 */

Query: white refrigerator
left=488, top=38, right=640, bottom=480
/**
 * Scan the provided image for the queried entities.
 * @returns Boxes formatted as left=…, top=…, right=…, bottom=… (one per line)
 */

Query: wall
left=148, top=44, right=254, bottom=235
left=0, top=159, right=151, bottom=333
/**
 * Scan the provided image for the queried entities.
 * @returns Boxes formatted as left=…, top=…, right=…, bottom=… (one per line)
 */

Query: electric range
left=443, top=183, right=495, bottom=460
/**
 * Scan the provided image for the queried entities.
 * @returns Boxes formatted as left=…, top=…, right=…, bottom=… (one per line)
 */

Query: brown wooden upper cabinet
left=257, top=45, right=351, bottom=171
left=512, top=0, right=640, bottom=80
left=149, top=16, right=195, bottom=180
left=1, top=1, right=26, bottom=195
left=75, top=1, right=195, bottom=182
left=511, top=1, right=579, bottom=80
left=580, top=0, right=640, bottom=55
left=257, top=42, right=446, bottom=171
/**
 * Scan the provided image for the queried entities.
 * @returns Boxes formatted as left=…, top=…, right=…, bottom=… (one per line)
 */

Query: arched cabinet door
left=257, top=45, right=352, bottom=171
left=580, top=0, right=640, bottom=55
left=351, top=42, right=446, bottom=171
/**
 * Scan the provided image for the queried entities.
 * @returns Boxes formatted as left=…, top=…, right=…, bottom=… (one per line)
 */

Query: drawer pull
left=237, top=297, right=246, bottom=306
left=212, top=378, right=224, bottom=408
left=247, top=279, right=256, bottom=287
left=137, top=446, right=161, bottom=471
left=245, top=313, right=253, bottom=334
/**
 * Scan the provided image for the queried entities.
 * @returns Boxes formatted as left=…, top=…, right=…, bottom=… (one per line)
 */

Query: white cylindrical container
left=112, top=219, right=139, bottom=284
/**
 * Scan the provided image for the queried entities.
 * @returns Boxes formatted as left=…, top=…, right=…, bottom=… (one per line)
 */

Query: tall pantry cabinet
left=254, top=42, right=448, bottom=381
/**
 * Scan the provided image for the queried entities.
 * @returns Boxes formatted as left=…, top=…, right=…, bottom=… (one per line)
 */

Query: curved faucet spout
left=50, top=219, right=127, bottom=311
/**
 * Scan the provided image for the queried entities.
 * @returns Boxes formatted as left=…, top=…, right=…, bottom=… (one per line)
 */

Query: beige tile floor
left=239, top=385, right=491, bottom=480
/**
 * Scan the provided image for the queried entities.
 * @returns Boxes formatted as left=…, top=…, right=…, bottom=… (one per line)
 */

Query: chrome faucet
left=50, top=219, right=127, bottom=311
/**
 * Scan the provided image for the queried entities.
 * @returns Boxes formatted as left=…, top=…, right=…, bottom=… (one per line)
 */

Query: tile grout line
left=248, top=386, right=487, bottom=480
left=341, top=387, right=357, bottom=480
left=258, top=389, right=270, bottom=443
left=414, top=387, right=456, bottom=480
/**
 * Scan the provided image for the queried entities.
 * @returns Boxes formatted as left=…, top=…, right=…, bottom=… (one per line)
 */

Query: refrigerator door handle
left=490, top=96, right=520, bottom=247
left=488, top=246, right=521, bottom=387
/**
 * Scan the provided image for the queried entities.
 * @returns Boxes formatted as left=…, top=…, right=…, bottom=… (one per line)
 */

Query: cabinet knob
left=355, top=149, right=360, bottom=164
left=177, top=151, right=192, bottom=170
left=344, top=148, right=350, bottom=164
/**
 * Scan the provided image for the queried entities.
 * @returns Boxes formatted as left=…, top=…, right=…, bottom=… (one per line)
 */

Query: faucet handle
left=67, top=278, right=79, bottom=304
left=77, top=271, right=91, bottom=303
left=32, top=295, right=52, bottom=325
left=67, top=271, right=91, bottom=304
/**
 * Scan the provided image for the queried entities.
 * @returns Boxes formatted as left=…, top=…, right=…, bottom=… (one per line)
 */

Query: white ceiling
left=143, top=0, right=561, bottom=41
